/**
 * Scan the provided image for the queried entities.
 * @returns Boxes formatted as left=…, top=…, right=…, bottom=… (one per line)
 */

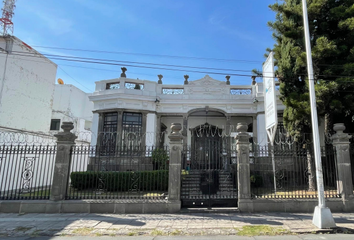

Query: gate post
left=331, top=123, right=353, bottom=202
left=50, top=122, right=77, bottom=201
left=168, top=123, right=183, bottom=205
left=236, top=122, right=252, bottom=211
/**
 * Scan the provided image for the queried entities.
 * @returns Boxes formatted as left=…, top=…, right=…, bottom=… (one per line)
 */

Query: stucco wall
left=0, top=37, right=57, bottom=132
left=52, top=84, right=93, bottom=130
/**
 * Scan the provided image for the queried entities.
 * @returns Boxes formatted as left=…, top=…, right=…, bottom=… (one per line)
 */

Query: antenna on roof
left=0, top=0, right=16, bottom=36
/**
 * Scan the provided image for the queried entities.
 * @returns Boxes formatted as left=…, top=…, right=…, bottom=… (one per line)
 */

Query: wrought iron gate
left=181, top=135, right=238, bottom=208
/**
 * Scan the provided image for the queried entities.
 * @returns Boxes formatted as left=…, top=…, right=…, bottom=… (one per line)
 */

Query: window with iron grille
left=101, top=112, right=118, bottom=154
left=122, top=112, right=142, bottom=151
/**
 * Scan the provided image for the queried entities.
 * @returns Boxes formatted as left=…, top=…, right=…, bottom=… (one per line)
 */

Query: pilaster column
left=182, top=115, right=188, bottom=150
left=141, top=113, right=147, bottom=148
left=50, top=122, right=77, bottom=201
left=156, top=114, right=162, bottom=147
left=116, top=111, right=123, bottom=149
left=168, top=123, right=183, bottom=203
left=236, top=122, right=252, bottom=200
left=331, top=123, right=353, bottom=200
left=97, top=112, right=104, bottom=147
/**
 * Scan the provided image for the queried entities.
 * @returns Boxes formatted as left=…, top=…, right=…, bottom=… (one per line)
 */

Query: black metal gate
left=181, top=129, right=238, bottom=208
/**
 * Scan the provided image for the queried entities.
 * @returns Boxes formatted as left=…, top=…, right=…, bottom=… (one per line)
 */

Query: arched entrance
left=181, top=120, right=238, bottom=208
left=191, top=123, right=222, bottom=170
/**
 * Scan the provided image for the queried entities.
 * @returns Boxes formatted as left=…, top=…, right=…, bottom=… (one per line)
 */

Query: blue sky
left=14, top=0, right=276, bottom=92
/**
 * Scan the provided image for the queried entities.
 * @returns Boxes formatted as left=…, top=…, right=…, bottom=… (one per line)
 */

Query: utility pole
left=301, top=0, right=336, bottom=229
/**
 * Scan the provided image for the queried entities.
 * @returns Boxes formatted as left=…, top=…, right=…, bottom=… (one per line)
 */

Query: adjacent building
left=0, top=36, right=57, bottom=133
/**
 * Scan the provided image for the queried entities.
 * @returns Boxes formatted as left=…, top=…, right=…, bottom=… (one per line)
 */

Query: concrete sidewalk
left=0, top=212, right=354, bottom=237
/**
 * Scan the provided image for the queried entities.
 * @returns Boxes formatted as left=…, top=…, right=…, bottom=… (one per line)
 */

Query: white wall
left=52, top=84, right=93, bottom=143
left=0, top=37, right=57, bottom=132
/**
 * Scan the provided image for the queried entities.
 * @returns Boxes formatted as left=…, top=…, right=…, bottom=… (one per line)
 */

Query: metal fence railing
left=0, top=144, right=56, bottom=200
left=66, top=145, right=169, bottom=200
left=250, top=145, right=340, bottom=199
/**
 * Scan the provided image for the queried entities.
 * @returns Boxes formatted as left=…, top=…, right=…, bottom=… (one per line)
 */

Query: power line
left=5, top=52, right=257, bottom=78
left=58, top=66, right=92, bottom=92
left=11, top=51, right=256, bottom=74
left=3, top=51, right=354, bottom=80
left=28, top=45, right=354, bottom=69
left=31, top=45, right=263, bottom=63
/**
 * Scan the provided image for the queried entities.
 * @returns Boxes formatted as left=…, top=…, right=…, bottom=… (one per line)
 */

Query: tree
left=265, top=0, right=354, bottom=135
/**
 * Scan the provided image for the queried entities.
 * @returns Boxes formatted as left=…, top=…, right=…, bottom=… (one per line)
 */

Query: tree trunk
left=306, top=148, right=316, bottom=191
left=324, top=113, right=333, bottom=135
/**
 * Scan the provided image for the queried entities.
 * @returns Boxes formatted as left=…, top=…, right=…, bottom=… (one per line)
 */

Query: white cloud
left=208, top=8, right=258, bottom=43
left=35, top=13, right=74, bottom=36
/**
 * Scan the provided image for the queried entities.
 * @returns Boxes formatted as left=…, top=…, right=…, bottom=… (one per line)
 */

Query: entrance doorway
left=181, top=124, right=237, bottom=208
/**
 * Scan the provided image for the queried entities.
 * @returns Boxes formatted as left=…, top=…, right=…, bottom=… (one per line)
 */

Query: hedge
left=70, top=170, right=169, bottom=192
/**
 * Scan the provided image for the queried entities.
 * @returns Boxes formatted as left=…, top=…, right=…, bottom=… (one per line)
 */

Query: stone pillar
left=331, top=123, right=353, bottom=201
left=168, top=123, right=183, bottom=204
left=236, top=122, right=252, bottom=211
left=50, top=122, right=77, bottom=201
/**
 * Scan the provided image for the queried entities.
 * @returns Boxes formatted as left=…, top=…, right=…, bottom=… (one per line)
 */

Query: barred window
left=122, top=112, right=142, bottom=151
left=101, top=113, right=117, bottom=153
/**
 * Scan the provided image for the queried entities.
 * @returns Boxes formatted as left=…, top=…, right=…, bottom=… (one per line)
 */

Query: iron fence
left=350, top=137, right=354, bottom=186
left=66, top=145, right=170, bottom=200
left=0, top=144, right=56, bottom=200
left=250, top=145, right=340, bottom=199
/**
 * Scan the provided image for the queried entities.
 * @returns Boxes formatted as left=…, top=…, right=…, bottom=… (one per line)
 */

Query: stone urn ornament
left=226, top=75, right=230, bottom=85
left=236, top=122, right=248, bottom=133
left=171, top=123, right=182, bottom=135
left=184, top=75, right=189, bottom=85
left=251, top=76, right=257, bottom=85
left=158, top=74, right=163, bottom=84
left=121, top=67, right=127, bottom=78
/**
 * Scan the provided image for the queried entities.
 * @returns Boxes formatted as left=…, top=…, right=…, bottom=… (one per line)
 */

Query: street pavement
left=0, top=212, right=353, bottom=238
left=1, top=236, right=354, bottom=240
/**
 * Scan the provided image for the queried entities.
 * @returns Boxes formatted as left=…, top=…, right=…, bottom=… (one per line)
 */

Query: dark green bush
left=70, top=170, right=169, bottom=192
left=250, top=174, right=263, bottom=188
left=152, top=148, right=169, bottom=170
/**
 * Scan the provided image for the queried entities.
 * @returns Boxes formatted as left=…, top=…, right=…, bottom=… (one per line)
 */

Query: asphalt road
left=1, top=235, right=354, bottom=240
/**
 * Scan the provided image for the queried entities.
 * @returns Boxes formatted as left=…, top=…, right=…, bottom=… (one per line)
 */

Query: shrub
left=70, top=170, right=169, bottom=192
left=152, top=148, right=169, bottom=170
left=250, top=174, right=263, bottom=188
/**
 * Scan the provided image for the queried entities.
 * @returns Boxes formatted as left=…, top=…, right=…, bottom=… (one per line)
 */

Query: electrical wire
left=3, top=51, right=354, bottom=80
left=30, top=45, right=263, bottom=63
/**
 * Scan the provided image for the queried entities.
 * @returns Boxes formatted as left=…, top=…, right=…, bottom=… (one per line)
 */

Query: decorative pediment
left=189, top=75, right=226, bottom=86
left=185, top=75, right=228, bottom=95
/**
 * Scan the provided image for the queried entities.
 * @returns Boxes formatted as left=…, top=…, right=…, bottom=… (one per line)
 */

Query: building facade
left=89, top=74, right=285, bottom=150
left=0, top=36, right=57, bottom=133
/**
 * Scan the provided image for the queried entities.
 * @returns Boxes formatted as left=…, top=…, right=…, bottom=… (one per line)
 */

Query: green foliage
left=250, top=174, right=263, bottom=188
left=70, top=170, right=169, bottom=191
left=152, top=148, right=169, bottom=170
left=265, top=0, right=354, bottom=134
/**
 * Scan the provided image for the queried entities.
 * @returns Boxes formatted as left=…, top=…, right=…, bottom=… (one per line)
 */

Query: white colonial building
left=89, top=73, right=285, bottom=150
